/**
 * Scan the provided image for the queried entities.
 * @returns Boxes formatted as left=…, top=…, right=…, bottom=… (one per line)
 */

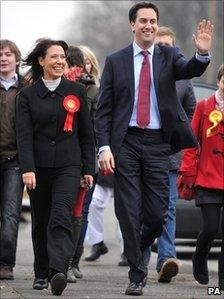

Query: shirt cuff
left=98, top=145, right=111, bottom=155
left=195, top=52, right=211, bottom=63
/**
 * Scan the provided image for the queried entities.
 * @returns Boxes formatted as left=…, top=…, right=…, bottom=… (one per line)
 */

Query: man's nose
left=145, top=21, right=152, bottom=28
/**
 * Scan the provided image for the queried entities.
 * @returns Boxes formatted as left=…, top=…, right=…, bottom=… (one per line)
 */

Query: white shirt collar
left=0, top=73, right=18, bottom=90
left=133, top=41, right=154, bottom=57
left=42, top=77, right=61, bottom=91
left=0, top=73, right=18, bottom=83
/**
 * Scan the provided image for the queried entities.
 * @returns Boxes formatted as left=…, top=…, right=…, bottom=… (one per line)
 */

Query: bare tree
left=64, top=1, right=134, bottom=68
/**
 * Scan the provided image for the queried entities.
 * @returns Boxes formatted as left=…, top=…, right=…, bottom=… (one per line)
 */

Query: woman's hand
left=83, top=175, right=93, bottom=189
left=180, top=175, right=195, bottom=188
left=22, top=172, right=36, bottom=190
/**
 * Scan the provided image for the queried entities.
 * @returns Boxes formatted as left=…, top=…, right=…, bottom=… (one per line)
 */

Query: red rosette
left=73, top=187, right=88, bottom=217
left=63, top=95, right=80, bottom=132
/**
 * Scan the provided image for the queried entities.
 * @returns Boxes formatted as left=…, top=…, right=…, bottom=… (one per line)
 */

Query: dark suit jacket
left=16, top=77, right=95, bottom=175
left=95, top=44, right=209, bottom=156
left=168, top=79, right=196, bottom=170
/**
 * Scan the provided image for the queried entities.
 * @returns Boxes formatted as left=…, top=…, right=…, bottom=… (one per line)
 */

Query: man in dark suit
left=95, top=2, right=213, bottom=296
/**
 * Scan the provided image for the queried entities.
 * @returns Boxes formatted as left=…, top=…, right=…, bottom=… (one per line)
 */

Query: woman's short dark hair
left=217, top=64, right=224, bottom=81
left=67, top=46, right=85, bottom=68
left=23, top=39, right=68, bottom=83
left=129, top=2, right=159, bottom=23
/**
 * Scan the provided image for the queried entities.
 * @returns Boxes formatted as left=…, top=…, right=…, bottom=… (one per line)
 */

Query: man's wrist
left=98, top=145, right=111, bottom=156
left=197, top=51, right=209, bottom=56
left=195, top=52, right=211, bottom=63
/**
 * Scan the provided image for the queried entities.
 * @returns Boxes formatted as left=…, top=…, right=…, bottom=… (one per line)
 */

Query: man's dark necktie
left=137, top=50, right=151, bottom=129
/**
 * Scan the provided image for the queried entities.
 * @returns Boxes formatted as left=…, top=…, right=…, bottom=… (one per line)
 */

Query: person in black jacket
left=0, top=39, right=24, bottom=280
left=16, top=39, right=95, bottom=296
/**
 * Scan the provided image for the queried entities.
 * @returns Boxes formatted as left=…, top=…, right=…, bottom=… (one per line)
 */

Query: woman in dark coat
left=16, top=39, right=95, bottom=296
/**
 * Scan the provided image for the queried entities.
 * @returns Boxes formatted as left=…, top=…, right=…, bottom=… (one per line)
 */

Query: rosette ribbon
left=63, top=95, right=80, bottom=132
left=206, top=109, right=223, bottom=137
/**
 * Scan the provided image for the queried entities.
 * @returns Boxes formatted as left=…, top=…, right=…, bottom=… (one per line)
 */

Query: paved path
left=1, top=202, right=223, bottom=298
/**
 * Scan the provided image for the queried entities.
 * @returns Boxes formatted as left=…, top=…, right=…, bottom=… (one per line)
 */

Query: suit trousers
left=114, top=127, right=170, bottom=283
left=28, top=166, right=81, bottom=278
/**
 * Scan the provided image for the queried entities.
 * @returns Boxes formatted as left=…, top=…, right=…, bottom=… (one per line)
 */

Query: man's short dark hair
left=129, top=2, right=159, bottom=23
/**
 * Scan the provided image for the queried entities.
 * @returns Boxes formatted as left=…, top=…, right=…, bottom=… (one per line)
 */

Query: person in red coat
left=180, top=64, right=224, bottom=290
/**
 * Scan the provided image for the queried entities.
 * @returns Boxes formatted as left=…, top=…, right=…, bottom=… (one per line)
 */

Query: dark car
left=175, top=81, right=222, bottom=240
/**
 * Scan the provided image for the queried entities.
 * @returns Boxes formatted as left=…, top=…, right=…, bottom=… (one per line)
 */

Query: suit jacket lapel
left=153, top=45, right=163, bottom=97
left=123, top=44, right=135, bottom=103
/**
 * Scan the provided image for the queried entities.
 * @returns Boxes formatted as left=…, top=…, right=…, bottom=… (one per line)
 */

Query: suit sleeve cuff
left=98, top=145, right=111, bottom=155
left=195, top=52, right=211, bottom=63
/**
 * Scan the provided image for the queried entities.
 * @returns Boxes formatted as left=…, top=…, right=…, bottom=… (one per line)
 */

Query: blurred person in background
left=179, top=64, right=224, bottom=291
left=0, top=39, right=24, bottom=280
left=146, top=26, right=196, bottom=283
left=65, top=45, right=100, bottom=281
left=79, top=45, right=100, bottom=88
left=84, top=172, right=113, bottom=262
left=16, top=39, right=95, bottom=296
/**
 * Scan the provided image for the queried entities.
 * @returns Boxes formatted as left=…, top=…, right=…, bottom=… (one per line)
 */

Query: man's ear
left=130, top=21, right=135, bottom=33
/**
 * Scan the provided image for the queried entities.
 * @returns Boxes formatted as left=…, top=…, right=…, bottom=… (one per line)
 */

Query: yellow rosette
left=206, top=110, right=223, bottom=137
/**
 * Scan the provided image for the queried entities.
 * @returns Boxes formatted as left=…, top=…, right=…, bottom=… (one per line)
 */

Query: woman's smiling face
left=38, top=45, right=67, bottom=80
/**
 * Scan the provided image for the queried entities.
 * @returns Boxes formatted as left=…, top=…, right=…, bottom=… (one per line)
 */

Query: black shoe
left=85, top=242, right=108, bottom=261
left=192, top=253, right=209, bottom=285
left=33, top=277, right=48, bottom=290
left=0, top=266, right=14, bottom=280
left=219, top=277, right=224, bottom=291
left=72, top=266, right=83, bottom=279
left=118, top=253, right=129, bottom=267
left=158, top=258, right=179, bottom=283
left=50, top=273, right=67, bottom=296
left=125, top=278, right=147, bottom=296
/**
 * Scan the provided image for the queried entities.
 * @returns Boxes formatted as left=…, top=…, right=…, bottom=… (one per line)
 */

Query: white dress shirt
left=129, top=41, right=161, bottom=129
left=0, top=73, right=18, bottom=90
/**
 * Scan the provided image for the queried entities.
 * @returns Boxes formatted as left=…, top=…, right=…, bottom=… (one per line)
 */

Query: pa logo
left=207, top=287, right=222, bottom=295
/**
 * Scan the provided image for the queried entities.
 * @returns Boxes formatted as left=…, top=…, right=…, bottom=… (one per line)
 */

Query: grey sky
left=1, top=1, right=75, bottom=57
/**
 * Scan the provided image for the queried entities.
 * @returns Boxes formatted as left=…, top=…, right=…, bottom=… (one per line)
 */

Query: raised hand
left=193, top=19, right=214, bottom=54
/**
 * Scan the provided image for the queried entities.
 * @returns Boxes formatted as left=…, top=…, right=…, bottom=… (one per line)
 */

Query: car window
left=193, top=83, right=216, bottom=102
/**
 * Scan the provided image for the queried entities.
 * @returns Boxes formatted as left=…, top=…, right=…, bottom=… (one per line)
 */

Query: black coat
left=95, top=44, right=209, bottom=155
left=16, top=77, right=95, bottom=175
left=168, top=79, right=196, bottom=170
